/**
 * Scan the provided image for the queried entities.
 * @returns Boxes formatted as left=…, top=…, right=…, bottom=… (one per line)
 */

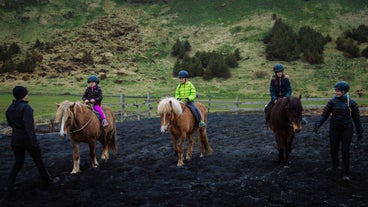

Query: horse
left=267, top=96, right=303, bottom=167
left=55, top=101, right=117, bottom=174
left=157, top=97, right=213, bottom=166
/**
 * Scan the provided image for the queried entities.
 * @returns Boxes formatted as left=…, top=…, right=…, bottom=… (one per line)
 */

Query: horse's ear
left=299, top=95, right=302, bottom=99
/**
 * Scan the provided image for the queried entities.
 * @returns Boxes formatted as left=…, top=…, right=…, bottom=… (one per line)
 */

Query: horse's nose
left=160, top=125, right=168, bottom=133
left=295, top=128, right=301, bottom=133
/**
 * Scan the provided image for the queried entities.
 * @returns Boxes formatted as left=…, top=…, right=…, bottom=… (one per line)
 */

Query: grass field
left=1, top=0, right=368, bottom=123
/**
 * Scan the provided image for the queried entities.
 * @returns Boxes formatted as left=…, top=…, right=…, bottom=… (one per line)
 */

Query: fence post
left=120, top=94, right=125, bottom=122
left=135, top=100, right=140, bottom=120
left=235, top=95, right=239, bottom=115
left=147, top=92, right=152, bottom=118
left=208, top=96, right=211, bottom=113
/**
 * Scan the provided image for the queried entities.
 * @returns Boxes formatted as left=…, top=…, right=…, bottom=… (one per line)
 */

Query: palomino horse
left=267, top=96, right=303, bottom=167
left=55, top=101, right=117, bottom=174
left=157, top=97, right=213, bottom=166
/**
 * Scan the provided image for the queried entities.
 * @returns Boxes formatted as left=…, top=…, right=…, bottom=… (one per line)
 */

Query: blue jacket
left=269, top=74, right=292, bottom=101
left=82, top=85, right=103, bottom=105
left=315, top=95, right=363, bottom=134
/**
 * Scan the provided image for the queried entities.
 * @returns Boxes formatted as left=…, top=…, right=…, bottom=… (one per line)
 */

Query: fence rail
left=105, top=94, right=368, bottom=122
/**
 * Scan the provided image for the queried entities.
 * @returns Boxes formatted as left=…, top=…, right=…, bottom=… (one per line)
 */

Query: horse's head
left=285, top=96, right=303, bottom=133
left=56, top=100, right=77, bottom=138
left=157, top=97, right=183, bottom=133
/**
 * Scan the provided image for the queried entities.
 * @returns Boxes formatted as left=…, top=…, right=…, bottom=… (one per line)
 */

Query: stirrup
left=199, top=121, right=206, bottom=127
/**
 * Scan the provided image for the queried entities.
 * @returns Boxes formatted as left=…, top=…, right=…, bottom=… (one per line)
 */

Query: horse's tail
left=105, top=107, right=118, bottom=155
left=107, top=126, right=118, bottom=155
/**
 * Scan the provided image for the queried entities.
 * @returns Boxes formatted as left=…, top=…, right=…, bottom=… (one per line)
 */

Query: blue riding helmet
left=87, top=75, right=99, bottom=84
left=273, top=64, right=284, bottom=73
left=333, top=81, right=350, bottom=93
left=178, top=70, right=189, bottom=78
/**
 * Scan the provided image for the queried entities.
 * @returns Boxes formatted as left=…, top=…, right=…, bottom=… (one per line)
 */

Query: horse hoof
left=70, top=170, right=79, bottom=174
left=177, top=162, right=184, bottom=167
left=283, top=165, right=290, bottom=169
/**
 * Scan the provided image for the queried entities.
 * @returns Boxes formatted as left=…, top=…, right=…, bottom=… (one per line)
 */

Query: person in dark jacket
left=264, top=63, right=292, bottom=123
left=5, top=86, right=58, bottom=192
left=314, top=81, right=363, bottom=180
left=82, top=75, right=108, bottom=127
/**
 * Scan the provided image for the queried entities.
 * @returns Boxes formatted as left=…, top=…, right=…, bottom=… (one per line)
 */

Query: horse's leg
left=100, top=134, right=109, bottom=160
left=171, top=136, right=179, bottom=156
left=275, top=135, right=284, bottom=164
left=284, top=133, right=295, bottom=168
left=199, top=127, right=212, bottom=157
left=101, top=143, right=109, bottom=160
left=186, top=134, right=194, bottom=161
left=71, top=140, right=81, bottom=174
left=89, top=140, right=99, bottom=168
left=177, top=134, right=186, bottom=167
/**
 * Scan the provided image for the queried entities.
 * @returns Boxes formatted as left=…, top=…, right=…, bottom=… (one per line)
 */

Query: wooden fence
left=107, top=94, right=368, bottom=122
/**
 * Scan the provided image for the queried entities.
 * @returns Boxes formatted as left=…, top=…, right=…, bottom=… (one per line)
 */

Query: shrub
left=265, top=19, right=300, bottom=61
left=298, top=26, right=326, bottom=64
left=0, top=60, right=16, bottom=73
left=17, top=55, right=36, bottom=73
left=348, top=24, right=368, bottom=43
left=336, top=36, right=360, bottom=58
left=362, top=46, right=368, bottom=58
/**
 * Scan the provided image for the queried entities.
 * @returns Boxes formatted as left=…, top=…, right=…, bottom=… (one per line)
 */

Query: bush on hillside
left=17, top=54, right=36, bottom=73
left=264, top=19, right=300, bottom=61
left=361, top=46, right=368, bottom=58
left=0, top=42, right=21, bottom=62
left=298, top=26, right=327, bottom=64
left=336, top=36, right=360, bottom=58
left=171, top=39, right=190, bottom=59
left=346, top=24, right=368, bottom=44
left=0, top=60, right=16, bottom=73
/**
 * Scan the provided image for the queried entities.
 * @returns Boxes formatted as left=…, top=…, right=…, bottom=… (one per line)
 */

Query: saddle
left=185, top=103, right=200, bottom=124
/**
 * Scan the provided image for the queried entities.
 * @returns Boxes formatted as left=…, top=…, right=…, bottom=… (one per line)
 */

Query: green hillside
left=0, top=0, right=368, bottom=99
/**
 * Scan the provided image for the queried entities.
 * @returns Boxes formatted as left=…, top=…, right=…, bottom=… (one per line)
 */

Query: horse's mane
left=157, top=97, right=183, bottom=115
left=55, top=101, right=90, bottom=123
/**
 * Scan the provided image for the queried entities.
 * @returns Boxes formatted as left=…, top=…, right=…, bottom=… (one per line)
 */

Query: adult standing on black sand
left=313, top=81, right=364, bottom=180
left=5, top=86, right=59, bottom=193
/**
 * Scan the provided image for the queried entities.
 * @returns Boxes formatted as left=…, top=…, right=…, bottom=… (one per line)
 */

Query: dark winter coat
left=269, top=74, right=292, bottom=101
left=315, top=95, right=363, bottom=135
left=82, top=85, right=103, bottom=105
left=6, top=100, right=39, bottom=148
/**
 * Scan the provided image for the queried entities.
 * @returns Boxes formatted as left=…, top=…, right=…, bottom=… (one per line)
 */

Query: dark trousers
left=7, top=145, right=53, bottom=188
left=186, top=101, right=202, bottom=122
left=264, top=100, right=274, bottom=122
left=329, top=125, right=353, bottom=175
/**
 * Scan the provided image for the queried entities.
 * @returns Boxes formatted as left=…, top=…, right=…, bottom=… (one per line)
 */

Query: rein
left=69, top=116, right=93, bottom=134
left=69, top=109, right=94, bottom=134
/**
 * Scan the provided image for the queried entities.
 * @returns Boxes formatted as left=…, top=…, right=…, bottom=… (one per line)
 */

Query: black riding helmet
left=273, top=64, right=284, bottom=73
left=333, top=81, right=350, bottom=94
left=178, top=70, right=189, bottom=78
left=87, top=75, right=99, bottom=84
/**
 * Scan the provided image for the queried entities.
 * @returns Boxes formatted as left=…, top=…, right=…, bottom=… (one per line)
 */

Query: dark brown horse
left=267, top=96, right=303, bottom=167
left=157, top=97, right=213, bottom=166
left=55, top=101, right=117, bottom=174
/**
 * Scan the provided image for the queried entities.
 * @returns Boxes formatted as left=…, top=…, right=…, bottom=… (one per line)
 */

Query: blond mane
left=157, top=97, right=183, bottom=115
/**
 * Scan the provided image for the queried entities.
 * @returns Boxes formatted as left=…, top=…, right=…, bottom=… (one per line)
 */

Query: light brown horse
left=157, top=97, right=212, bottom=166
left=267, top=96, right=303, bottom=167
left=55, top=101, right=117, bottom=174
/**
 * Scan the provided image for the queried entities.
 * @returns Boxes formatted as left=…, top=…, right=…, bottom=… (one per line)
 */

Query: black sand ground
left=0, top=113, right=367, bottom=207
